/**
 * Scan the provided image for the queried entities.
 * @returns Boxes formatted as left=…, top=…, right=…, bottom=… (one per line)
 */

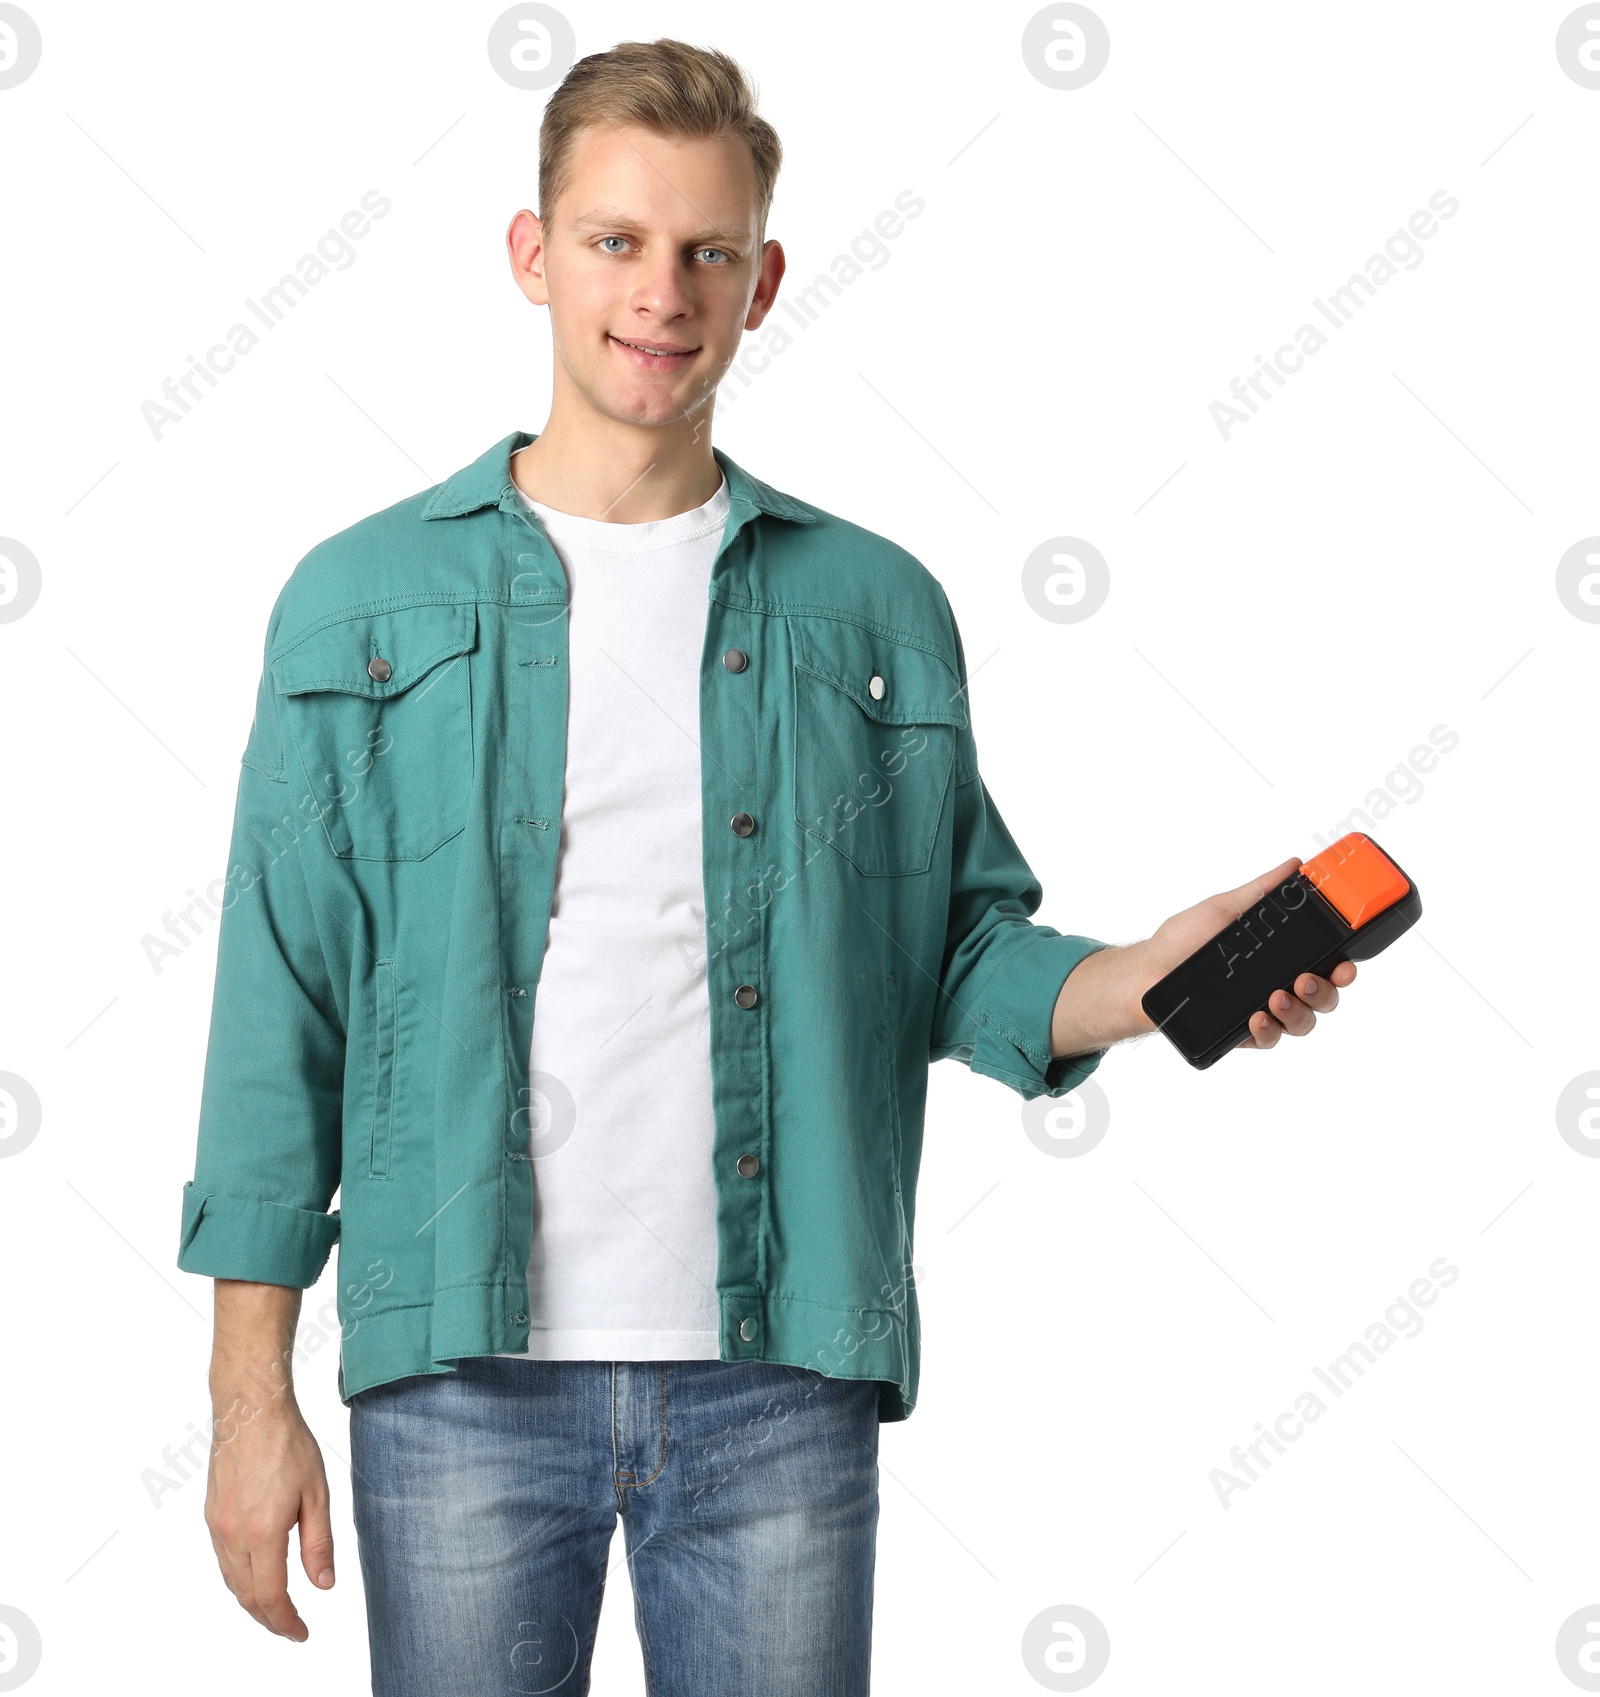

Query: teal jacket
left=176, top=431, right=1111, bottom=1420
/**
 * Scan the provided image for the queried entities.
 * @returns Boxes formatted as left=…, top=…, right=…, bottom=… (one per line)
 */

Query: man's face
left=510, top=124, right=783, bottom=431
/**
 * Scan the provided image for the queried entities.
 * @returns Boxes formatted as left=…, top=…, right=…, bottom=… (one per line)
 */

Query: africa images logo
left=1209, top=193, right=1460, bottom=442
left=1209, top=1257, right=1459, bottom=1508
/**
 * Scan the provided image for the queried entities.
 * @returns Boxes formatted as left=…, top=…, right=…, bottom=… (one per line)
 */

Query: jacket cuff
left=177, top=1181, right=340, bottom=1288
left=967, top=933, right=1114, bottom=1101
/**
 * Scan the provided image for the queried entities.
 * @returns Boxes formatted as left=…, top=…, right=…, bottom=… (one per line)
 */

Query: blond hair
left=538, top=38, right=782, bottom=238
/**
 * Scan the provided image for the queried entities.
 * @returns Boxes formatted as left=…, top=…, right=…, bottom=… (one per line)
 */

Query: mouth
left=609, top=333, right=699, bottom=372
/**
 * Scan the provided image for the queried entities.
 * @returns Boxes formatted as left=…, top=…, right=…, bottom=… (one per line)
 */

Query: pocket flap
left=791, top=619, right=967, bottom=728
left=272, top=603, right=478, bottom=698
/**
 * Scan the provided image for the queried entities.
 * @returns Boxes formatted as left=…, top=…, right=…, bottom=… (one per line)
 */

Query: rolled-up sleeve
left=929, top=594, right=1113, bottom=1100
left=176, top=606, right=345, bottom=1287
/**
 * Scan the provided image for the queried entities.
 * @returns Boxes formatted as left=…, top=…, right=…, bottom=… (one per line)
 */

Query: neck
left=510, top=403, right=722, bottom=523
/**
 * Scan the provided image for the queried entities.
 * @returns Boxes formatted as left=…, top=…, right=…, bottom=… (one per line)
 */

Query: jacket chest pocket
left=273, top=603, right=477, bottom=862
left=790, top=618, right=966, bottom=876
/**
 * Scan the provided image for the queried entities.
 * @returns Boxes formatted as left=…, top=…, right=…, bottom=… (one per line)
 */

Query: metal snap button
left=736, top=1153, right=759, bottom=1178
left=738, top=1317, right=757, bottom=1341
left=733, top=983, right=759, bottom=1009
left=368, top=655, right=392, bottom=682
left=730, top=812, right=755, bottom=837
left=868, top=673, right=885, bottom=700
left=722, top=647, right=749, bottom=672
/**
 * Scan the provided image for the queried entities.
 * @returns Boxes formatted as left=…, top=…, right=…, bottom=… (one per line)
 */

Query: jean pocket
left=274, top=601, right=477, bottom=861
left=790, top=618, right=964, bottom=876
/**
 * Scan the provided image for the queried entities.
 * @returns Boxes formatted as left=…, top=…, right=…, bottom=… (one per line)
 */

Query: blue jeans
left=348, top=1356, right=881, bottom=1695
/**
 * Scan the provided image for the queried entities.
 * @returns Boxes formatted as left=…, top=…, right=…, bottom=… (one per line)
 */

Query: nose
left=627, top=248, right=695, bottom=328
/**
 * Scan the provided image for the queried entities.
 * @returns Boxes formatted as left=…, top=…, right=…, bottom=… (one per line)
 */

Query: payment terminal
left=1139, top=832, right=1421, bottom=1070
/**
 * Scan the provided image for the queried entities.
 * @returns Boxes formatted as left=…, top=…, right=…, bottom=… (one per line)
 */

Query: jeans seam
left=577, top=1538, right=609, bottom=1697
left=641, top=1363, right=669, bottom=1487
left=615, top=1364, right=670, bottom=1489
left=611, top=1363, right=629, bottom=1496
left=633, top=1573, right=657, bottom=1697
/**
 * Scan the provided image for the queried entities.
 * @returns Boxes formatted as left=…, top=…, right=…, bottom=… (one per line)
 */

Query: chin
left=599, top=386, right=702, bottom=428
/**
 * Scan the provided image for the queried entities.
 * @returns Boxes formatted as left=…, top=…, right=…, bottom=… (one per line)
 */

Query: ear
left=745, top=238, right=787, bottom=331
left=507, top=209, right=550, bottom=307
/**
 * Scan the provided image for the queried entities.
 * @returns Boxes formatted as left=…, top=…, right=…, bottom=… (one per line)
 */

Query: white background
left=0, top=1, right=1594, bottom=1692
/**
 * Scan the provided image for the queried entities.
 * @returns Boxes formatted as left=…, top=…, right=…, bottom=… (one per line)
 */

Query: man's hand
left=204, top=1280, right=335, bottom=1641
left=1050, top=857, right=1358, bottom=1059
left=1133, top=856, right=1357, bottom=1050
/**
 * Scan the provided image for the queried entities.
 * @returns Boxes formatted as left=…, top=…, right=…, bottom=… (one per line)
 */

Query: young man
left=178, top=37, right=1357, bottom=1696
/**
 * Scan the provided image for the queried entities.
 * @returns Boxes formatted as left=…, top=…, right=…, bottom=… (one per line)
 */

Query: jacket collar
left=420, top=430, right=817, bottom=526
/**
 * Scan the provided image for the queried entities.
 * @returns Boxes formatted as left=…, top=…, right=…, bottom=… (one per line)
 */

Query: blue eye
left=598, top=236, right=629, bottom=254
left=696, top=248, right=729, bottom=265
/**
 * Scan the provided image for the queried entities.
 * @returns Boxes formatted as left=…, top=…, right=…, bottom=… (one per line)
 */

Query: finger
left=1239, top=1006, right=1283, bottom=1049
left=1264, top=986, right=1317, bottom=1037
left=298, top=1489, right=336, bottom=1592
left=211, top=1528, right=277, bottom=1637
left=1217, top=857, right=1303, bottom=917
left=236, top=1566, right=279, bottom=1636
left=1290, top=972, right=1340, bottom=1013
left=245, top=1535, right=308, bottom=1642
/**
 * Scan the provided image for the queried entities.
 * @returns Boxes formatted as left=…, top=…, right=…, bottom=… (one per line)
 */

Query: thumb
left=1217, top=856, right=1302, bottom=915
left=299, top=1494, right=336, bottom=1590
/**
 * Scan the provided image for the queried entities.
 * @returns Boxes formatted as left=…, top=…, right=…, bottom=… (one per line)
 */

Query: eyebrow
left=567, top=206, right=752, bottom=245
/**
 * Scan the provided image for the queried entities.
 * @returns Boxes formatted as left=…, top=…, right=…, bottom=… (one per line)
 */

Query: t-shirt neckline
left=514, top=471, right=730, bottom=554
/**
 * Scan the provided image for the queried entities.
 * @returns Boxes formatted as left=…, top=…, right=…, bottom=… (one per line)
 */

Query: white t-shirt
left=496, top=469, right=731, bottom=1361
